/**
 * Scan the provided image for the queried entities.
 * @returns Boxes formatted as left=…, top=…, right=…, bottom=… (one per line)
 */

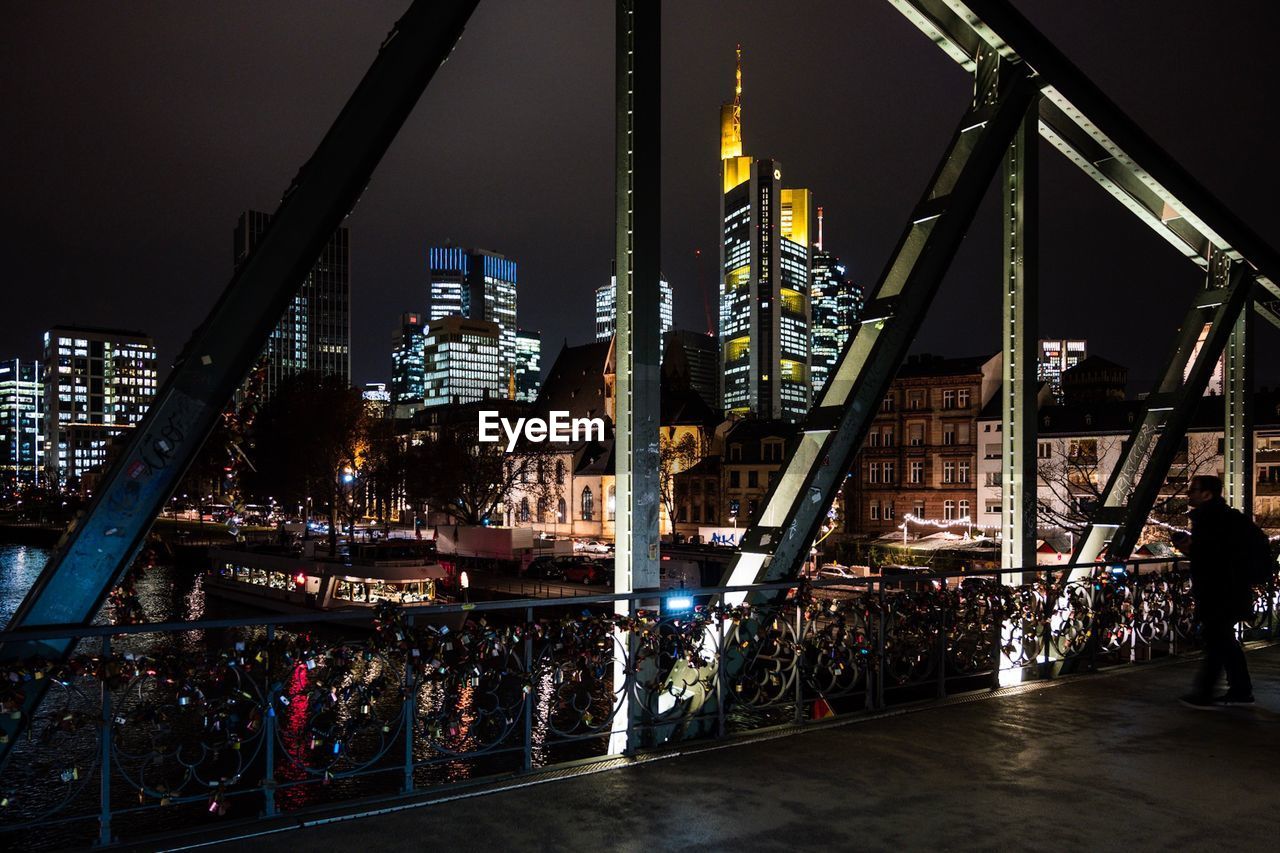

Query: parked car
left=562, top=558, right=613, bottom=585
left=817, top=564, right=860, bottom=581
left=582, top=539, right=613, bottom=555
left=526, top=555, right=565, bottom=580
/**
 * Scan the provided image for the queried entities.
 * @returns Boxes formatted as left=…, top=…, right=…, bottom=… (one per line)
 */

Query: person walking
left=1170, top=474, right=1257, bottom=709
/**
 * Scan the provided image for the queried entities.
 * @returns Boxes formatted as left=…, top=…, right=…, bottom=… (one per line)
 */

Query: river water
left=0, top=543, right=207, bottom=626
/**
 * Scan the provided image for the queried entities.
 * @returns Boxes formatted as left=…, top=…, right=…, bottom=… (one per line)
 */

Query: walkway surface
left=204, top=645, right=1280, bottom=852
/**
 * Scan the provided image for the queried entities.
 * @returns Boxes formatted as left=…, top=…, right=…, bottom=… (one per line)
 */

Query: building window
left=581, top=486, right=594, bottom=521
left=869, top=431, right=880, bottom=448
left=958, top=499, right=970, bottom=518
left=909, top=461, right=924, bottom=484
left=730, top=470, right=741, bottom=488
left=519, top=498, right=530, bottom=522
left=942, top=390, right=956, bottom=409
left=537, top=497, right=548, bottom=523
left=943, top=424, right=956, bottom=445
left=870, top=502, right=880, bottom=521
left=882, top=461, right=895, bottom=484
left=913, top=501, right=926, bottom=517
left=958, top=461, right=970, bottom=483
left=958, top=389, right=970, bottom=408
left=869, top=463, right=880, bottom=485
left=944, top=500, right=956, bottom=520
left=729, top=444, right=742, bottom=462
left=909, top=423, right=924, bottom=446
left=882, top=427, right=894, bottom=447
left=908, top=391, right=924, bottom=410
left=881, top=394, right=895, bottom=412
left=1037, top=442, right=1052, bottom=459
left=943, top=461, right=955, bottom=484
left=557, top=497, right=567, bottom=523
left=885, top=501, right=896, bottom=520
left=748, top=470, right=759, bottom=488
left=555, top=459, right=565, bottom=484
left=607, top=485, right=616, bottom=521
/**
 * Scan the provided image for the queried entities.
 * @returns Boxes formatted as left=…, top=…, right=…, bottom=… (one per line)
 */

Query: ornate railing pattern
left=0, top=557, right=1276, bottom=848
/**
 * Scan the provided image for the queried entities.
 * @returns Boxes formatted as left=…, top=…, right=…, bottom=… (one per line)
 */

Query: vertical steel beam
left=1222, top=252, right=1254, bottom=513
left=1000, top=89, right=1039, bottom=576
left=612, top=0, right=661, bottom=599
left=611, top=0, right=660, bottom=753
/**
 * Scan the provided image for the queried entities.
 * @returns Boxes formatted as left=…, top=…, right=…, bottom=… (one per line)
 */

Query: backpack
left=1239, top=516, right=1277, bottom=586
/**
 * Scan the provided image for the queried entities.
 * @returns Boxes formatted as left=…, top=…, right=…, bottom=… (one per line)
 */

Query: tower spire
left=817, top=205, right=824, bottom=251
left=733, top=42, right=742, bottom=137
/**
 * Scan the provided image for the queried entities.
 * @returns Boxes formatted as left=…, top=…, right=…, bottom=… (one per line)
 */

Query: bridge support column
left=1000, top=84, right=1039, bottom=578
left=611, top=0, right=661, bottom=755
left=1221, top=252, right=1253, bottom=514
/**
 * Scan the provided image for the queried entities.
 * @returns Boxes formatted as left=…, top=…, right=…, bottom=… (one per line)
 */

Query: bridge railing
left=0, top=556, right=1275, bottom=848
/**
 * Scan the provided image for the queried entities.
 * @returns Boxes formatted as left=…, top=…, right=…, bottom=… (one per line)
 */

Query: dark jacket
left=1187, top=497, right=1255, bottom=623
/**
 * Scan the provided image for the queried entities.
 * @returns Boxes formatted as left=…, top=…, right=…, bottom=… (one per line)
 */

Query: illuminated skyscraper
left=423, top=316, right=502, bottom=407
left=514, top=329, right=542, bottom=403
left=390, top=312, right=426, bottom=408
left=718, top=46, right=812, bottom=421
left=0, top=359, right=43, bottom=487
left=595, top=268, right=673, bottom=342
left=42, top=326, right=156, bottom=488
left=428, top=246, right=518, bottom=397
left=234, top=210, right=350, bottom=401
left=1038, top=339, right=1088, bottom=402
left=810, top=207, right=863, bottom=396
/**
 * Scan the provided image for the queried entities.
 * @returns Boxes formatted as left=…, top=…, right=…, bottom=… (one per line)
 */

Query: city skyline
left=4, top=2, right=1279, bottom=396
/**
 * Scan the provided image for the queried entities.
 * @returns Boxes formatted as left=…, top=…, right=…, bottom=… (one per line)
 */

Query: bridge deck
left=215, top=645, right=1280, bottom=852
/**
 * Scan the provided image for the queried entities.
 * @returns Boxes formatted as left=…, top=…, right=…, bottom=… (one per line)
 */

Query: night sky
left=4, top=1, right=1279, bottom=393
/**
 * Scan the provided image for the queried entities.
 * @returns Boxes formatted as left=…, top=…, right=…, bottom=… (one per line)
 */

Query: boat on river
left=206, top=540, right=465, bottom=627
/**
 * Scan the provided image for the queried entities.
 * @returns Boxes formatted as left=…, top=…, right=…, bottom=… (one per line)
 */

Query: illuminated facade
left=422, top=316, right=501, bottom=407
left=390, top=312, right=427, bottom=407
left=514, top=328, right=542, bottom=403
left=718, top=46, right=812, bottom=421
left=0, top=359, right=43, bottom=487
left=1037, top=339, right=1087, bottom=402
left=594, top=272, right=673, bottom=342
left=810, top=208, right=863, bottom=397
left=42, top=326, right=157, bottom=488
left=234, top=210, right=350, bottom=401
left=427, top=247, right=518, bottom=397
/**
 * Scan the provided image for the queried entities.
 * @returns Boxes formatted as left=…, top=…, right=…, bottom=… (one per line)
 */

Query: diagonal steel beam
left=887, top=0, right=1280, bottom=331
left=718, top=58, right=1041, bottom=599
left=0, top=0, right=479, bottom=766
left=1070, top=258, right=1253, bottom=567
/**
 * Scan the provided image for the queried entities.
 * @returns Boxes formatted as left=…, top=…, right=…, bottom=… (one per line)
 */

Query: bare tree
left=1035, top=433, right=1218, bottom=539
left=659, top=430, right=705, bottom=526
left=406, top=426, right=560, bottom=527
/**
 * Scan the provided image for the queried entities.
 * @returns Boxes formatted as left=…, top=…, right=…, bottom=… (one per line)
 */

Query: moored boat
left=206, top=540, right=465, bottom=628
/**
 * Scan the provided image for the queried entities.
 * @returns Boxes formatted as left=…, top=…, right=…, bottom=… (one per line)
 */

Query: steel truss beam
left=718, top=61, right=1041, bottom=597
left=1071, top=258, right=1252, bottom=567
left=887, top=0, right=1280, bottom=331
left=886, top=0, right=1280, bottom=567
left=0, top=0, right=479, bottom=764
